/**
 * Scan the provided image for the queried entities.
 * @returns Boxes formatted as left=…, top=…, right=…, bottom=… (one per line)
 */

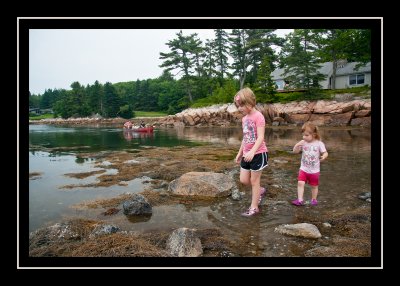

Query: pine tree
left=254, top=55, right=276, bottom=102
left=104, top=82, right=121, bottom=117
left=229, top=29, right=249, bottom=89
left=159, top=30, right=203, bottom=102
left=281, top=29, right=326, bottom=91
left=214, top=29, right=230, bottom=85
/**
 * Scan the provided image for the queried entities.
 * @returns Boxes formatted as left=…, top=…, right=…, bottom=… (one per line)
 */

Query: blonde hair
left=301, top=122, right=321, bottom=140
left=234, top=87, right=256, bottom=108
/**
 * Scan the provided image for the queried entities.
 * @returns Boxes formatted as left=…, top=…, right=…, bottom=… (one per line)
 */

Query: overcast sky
left=29, top=29, right=292, bottom=95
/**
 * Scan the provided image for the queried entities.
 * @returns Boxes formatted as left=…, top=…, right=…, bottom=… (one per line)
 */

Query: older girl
left=234, top=88, right=268, bottom=217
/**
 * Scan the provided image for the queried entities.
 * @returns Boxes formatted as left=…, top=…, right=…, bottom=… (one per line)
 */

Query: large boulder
left=168, top=172, right=234, bottom=197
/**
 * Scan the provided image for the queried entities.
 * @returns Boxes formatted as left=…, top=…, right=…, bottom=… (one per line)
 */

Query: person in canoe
left=123, top=121, right=133, bottom=129
left=139, top=120, right=146, bottom=128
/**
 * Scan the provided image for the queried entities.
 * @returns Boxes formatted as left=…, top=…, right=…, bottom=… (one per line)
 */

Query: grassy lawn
left=29, top=113, right=54, bottom=120
left=134, top=111, right=168, bottom=117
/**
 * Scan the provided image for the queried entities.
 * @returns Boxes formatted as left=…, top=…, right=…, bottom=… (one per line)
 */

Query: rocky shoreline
left=29, top=98, right=371, bottom=128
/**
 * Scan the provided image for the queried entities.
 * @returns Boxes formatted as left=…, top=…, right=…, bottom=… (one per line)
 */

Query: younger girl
left=292, top=122, right=328, bottom=206
left=234, top=88, right=268, bottom=217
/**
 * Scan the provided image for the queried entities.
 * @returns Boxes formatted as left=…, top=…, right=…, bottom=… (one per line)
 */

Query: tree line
left=29, top=29, right=370, bottom=119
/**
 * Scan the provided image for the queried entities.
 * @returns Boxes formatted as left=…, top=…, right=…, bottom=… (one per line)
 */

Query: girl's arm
left=293, top=140, right=305, bottom=153
left=235, top=143, right=244, bottom=164
left=320, top=151, right=328, bottom=161
left=319, top=141, right=328, bottom=161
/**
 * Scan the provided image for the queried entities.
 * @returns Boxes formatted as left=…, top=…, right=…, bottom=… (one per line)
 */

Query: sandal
left=291, top=199, right=304, bottom=206
left=241, top=207, right=260, bottom=217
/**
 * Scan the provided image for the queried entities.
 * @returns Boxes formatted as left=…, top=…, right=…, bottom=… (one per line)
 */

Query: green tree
left=146, top=80, right=160, bottom=111
left=29, top=91, right=40, bottom=108
left=344, top=29, right=371, bottom=67
left=132, top=79, right=141, bottom=110
left=246, top=29, right=280, bottom=87
left=40, top=89, right=53, bottom=109
left=70, top=82, right=91, bottom=116
left=53, top=99, right=68, bottom=118
left=159, top=30, right=203, bottom=102
left=52, top=82, right=89, bottom=118
left=229, top=29, right=249, bottom=89
left=254, top=55, right=276, bottom=102
left=87, top=80, right=104, bottom=115
left=118, top=104, right=134, bottom=119
left=214, top=29, right=230, bottom=85
left=201, top=39, right=218, bottom=96
left=53, top=89, right=78, bottom=119
left=280, top=29, right=326, bottom=91
left=104, top=82, right=121, bottom=117
left=313, top=29, right=356, bottom=89
left=158, top=70, right=174, bottom=82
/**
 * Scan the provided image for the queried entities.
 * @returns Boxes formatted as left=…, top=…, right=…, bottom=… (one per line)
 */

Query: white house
left=271, top=61, right=371, bottom=91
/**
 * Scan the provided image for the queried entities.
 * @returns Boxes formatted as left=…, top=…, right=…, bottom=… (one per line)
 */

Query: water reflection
left=123, top=130, right=154, bottom=141
left=29, top=124, right=200, bottom=154
left=30, top=124, right=371, bottom=154
left=166, top=126, right=243, bottom=145
left=126, top=213, right=152, bottom=223
left=166, top=126, right=371, bottom=153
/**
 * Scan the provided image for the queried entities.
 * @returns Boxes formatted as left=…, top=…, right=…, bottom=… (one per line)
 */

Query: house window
left=275, top=80, right=284, bottom=90
left=349, top=74, right=365, bottom=85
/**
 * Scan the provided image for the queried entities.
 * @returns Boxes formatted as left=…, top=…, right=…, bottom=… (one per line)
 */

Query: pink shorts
left=298, top=170, right=320, bottom=186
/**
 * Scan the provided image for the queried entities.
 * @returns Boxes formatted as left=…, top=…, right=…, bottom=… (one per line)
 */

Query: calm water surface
left=28, top=124, right=372, bottom=255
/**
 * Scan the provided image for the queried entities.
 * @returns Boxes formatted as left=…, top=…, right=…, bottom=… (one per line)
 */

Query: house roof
left=335, top=61, right=371, bottom=76
left=272, top=61, right=371, bottom=80
left=271, top=68, right=285, bottom=80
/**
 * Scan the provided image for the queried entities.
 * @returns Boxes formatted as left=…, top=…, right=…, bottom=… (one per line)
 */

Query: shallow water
left=28, top=125, right=372, bottom=256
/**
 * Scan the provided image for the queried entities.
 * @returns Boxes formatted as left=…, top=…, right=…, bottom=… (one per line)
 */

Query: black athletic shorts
left=240, top=152, right=268, bottom=171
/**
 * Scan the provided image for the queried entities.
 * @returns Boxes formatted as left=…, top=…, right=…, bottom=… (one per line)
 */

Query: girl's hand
left=320, top=152, right=328, bottom=162
left=235, top=154, right=242, bottom=164
left=293, top=140, right=305, bottom=152
left=296, top=140, right=305, bottom=148
left=244, top=151, right=255, bottom=162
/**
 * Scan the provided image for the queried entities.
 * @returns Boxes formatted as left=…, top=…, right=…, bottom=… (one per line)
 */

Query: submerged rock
left=275, top=223, right=322, bottom=239
left=123, top=193, right=152, bottom=215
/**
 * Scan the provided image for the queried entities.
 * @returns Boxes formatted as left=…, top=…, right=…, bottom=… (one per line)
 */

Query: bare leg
left=311, top=186, right=318, bottom=200
left=250, top=170, right=262, bottom=209
left=240, top=169, right=251, bottom=186
left=297, top=181, right=305, bottom=201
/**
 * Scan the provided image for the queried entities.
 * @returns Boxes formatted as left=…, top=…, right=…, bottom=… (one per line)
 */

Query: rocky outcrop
left=168, top=172, right=233, bottom=198
left=29, top=98, right=371, bottom=127
left=29, top=117, right=159, bottom=126
left=157, top=98, right=371, bottom=127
